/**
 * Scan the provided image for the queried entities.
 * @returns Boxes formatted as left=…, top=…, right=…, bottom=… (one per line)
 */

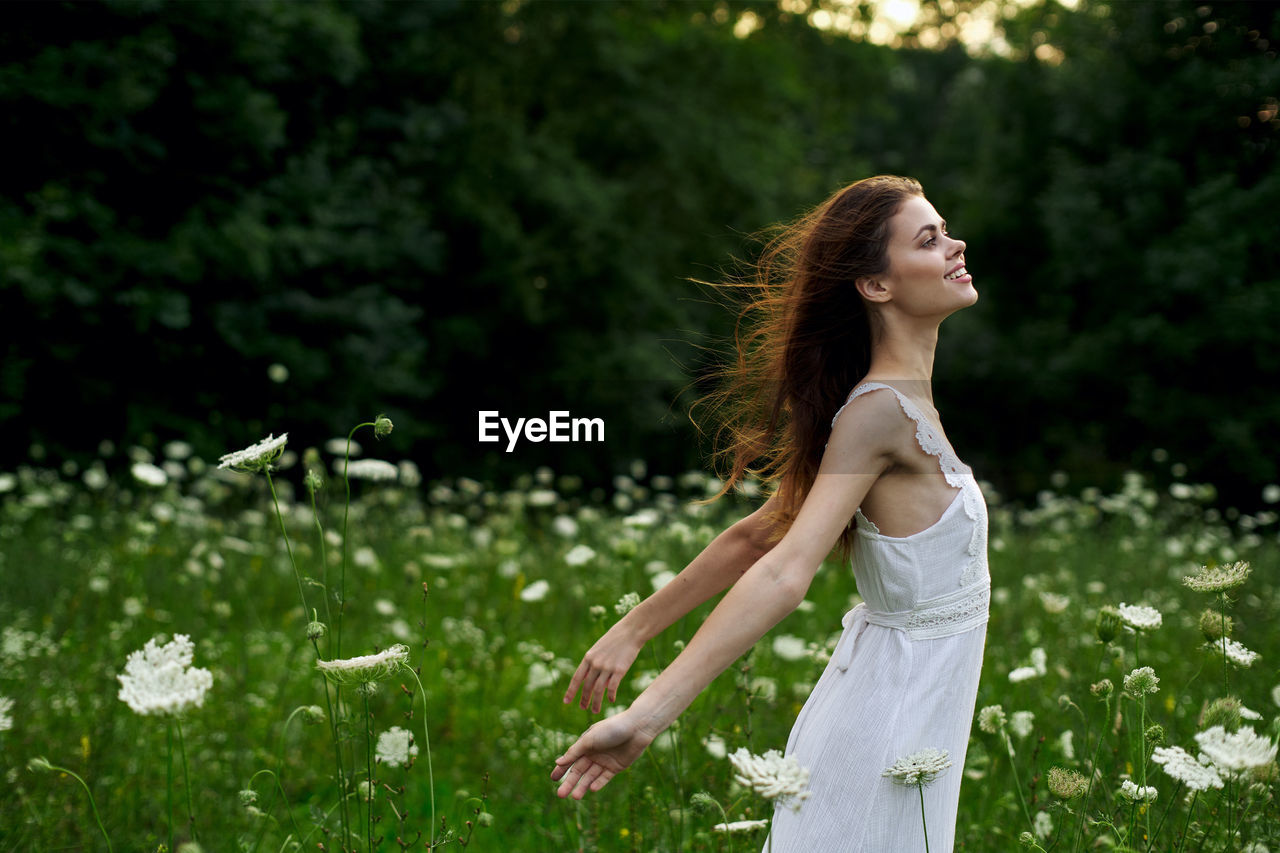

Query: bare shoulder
left=824, top=385, right=912, bottom=472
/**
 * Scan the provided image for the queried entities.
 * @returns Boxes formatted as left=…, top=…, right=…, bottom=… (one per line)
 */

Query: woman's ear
left=856, top=276, right=890, bottom=303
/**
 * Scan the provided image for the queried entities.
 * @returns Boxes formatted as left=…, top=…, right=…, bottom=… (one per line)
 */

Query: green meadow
left=1, top=430, right=1276, bottom=852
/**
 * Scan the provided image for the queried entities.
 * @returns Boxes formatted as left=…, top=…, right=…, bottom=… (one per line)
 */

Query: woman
left=550, top=175, right=989, bottom=852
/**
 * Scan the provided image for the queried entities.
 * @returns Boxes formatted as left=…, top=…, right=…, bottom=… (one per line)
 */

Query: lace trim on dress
left=861, top=582, right=991, bottom=641
left=832, top=382, right=987, bottom=586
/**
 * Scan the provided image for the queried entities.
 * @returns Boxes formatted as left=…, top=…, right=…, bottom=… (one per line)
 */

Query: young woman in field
left=550, top=175, right=990, bottom=851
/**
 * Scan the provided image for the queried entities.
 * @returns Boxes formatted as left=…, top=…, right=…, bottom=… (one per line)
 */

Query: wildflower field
left=1, top=425, right=1277, bottom=852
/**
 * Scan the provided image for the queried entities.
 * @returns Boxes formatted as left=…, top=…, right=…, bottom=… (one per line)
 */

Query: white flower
left=713, top=819, right=769, bottom=833
left=703, top=733, right=727, bottom=759
left=615, top=592, right=641, bottom=616
left=1117, top=603, right=1162, bottom=631
left=117, top=634, right=213, bottom=716
left=772, top=635, right=808, bottom=662
left=883, top=747, right=952, bottom=787
left=552, top=515, right=578, bottom=537
left=650, top=570, right=677, bottom=591
left=0, top=695, right=13, bottom=731
left=1194, top=726, right=1278, bottom=775
left=1182, top=561, right=1251, bottom=592
left=1208, top=638, right=1259, bottom=668
left=526, top=661, right=558, bottom=691
left=1009, top=666, right=1039, bottom=682
left=218, top=434, right=288, bottom=473
left=315, top=645, right=410, bottom=685
left=325, top=437, right=362, bottom=457
left=1033, top=810, right=1053, bottom=839
left=1240, top=704, right=1263, bottom=721
left=131, top=462, right=168, bottom=487
left=1119, top=780, right=1158, bottom=802
left=340, top=459, right=398, bottom=482
left=527, top=489, right=558, bottom=507
left=1151, top=745, right=1224, bottom=791
left=978, top=705, right=1006, bottom=734
left=375, top=726, right=418, bottom=768
left=564, top=544, right=596, bottom=566
left=1039, top=592, right=1070, bottom=614
left=729, top=748, right=812, bottom=810
left=1124, top=666, right=1160, bottom=696
left=520, top=579, right=550, bottom=602
left=1029, top=647, right=1047, bottom=675
left=1010, top=711, right=1035, bottom=739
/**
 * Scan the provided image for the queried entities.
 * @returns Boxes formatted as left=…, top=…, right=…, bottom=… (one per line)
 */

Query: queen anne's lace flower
left=977, top=704, right=1006, bottom=734
left=729, top=748, right=812, bottom=810
left=117, top=634, right=213, bottom=716
left=882, top=748, right=952, bottom=787
left=1116, top=603, right=1162, bottom=631
left=1047, top=766, right=1088, bottom=799
left=0, top=695, right=13, bottom=731
left=1119, top=780, right=1158, bottom=802
left=1194, top=726, right=1278, bottom=775
left=1208, top=638, right=1259, bottom=668
left=614, top=592, right=641, bottom=616
left=1182, top=561, right=1251, bottom=592
left=315, top=644, right=409, bottom=685
left=1151, top=745, right=1224, bottom=791
left=520, top=579, right=551, bottom=602
left=340, top=459, right=399, bottom=482
left=375, top=726, right=418, bottom=768
left=1124, top=666, right=1160, bottom=696
left=712, top=819, right=769, bottom=833
left=218, top=434, right=288, bottom=473
left=1010, top=711, right=1036, bottom=739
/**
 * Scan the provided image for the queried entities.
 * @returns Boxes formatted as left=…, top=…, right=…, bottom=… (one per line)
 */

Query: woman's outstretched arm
left=551, top=389, right=903, bottom=799
left=562, top=494, right=783, bottom=712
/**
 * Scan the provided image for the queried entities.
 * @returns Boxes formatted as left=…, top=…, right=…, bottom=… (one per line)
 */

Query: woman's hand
left=562, top=620, right=644, bottom=713
left=550, top=711, right=657, bottom=799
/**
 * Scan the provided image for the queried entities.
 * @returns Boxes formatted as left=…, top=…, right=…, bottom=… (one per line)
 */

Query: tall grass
left=0, top=443, right=1276, bottom=851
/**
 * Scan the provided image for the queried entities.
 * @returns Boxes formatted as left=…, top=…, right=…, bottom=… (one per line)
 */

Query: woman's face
left=872, top=195, right=975, bottom=318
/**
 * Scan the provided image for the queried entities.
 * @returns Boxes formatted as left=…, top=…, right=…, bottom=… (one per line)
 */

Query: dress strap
left=830, top=382, right=969, bottom=491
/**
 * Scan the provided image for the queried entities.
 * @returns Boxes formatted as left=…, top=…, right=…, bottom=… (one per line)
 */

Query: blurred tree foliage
left=2, top=0, right=1277, bottom=508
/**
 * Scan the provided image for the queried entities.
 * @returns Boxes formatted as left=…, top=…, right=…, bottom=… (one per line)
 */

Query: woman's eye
left=924, top=237, right=937, bottom=247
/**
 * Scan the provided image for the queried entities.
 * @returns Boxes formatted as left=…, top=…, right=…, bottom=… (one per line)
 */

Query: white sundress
left=763, top=381, right=991, bottom=853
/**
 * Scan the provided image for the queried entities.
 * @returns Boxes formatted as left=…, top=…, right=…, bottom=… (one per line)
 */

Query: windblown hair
left=690, top=175, right=924, bottom=563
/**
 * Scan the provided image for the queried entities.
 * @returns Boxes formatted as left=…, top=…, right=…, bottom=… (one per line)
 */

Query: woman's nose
left=950, top=235, right=966, bottom=255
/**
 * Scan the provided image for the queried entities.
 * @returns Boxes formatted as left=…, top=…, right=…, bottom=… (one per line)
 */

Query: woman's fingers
left=579, top=669, right=604, bottom=710
left=563, top=661, right=589, bottom=705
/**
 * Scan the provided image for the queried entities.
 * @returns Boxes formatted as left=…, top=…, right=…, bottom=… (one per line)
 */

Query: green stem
left=309, top=486, right=333, bottom=658
left=363, top=690, right=374, bottom=852
left=1145, top=780, right=1182, bottom=852
left=176, top=717, right=198, bottom=843
left=167, top=722, right=174, bottom=853
left=39, top=761, right=113, bottom=852
left=338, top=422, right=374, bottom=660
left=247, top=768, right=304, bottom=852
left=919, top=782, right=930, bottom=853
left=314, top=647, right=352, bottom=852
left=403, top=667, right=437, bottom=847
left=1002, top=729, right=1033, bottom=830
left=265, top=469, right=309, bottom=621
left=1173, top=791, right=1198, bottom=853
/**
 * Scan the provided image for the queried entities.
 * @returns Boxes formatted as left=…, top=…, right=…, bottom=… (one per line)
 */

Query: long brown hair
left=688, top=175, right=924, bottom=563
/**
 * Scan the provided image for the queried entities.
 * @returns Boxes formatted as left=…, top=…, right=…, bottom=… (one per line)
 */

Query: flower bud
left=306, top=621, right=328, bottom=641
left=374, top=414, right=394, bottom=438
left=304, top=468, right=323, bottom=497
left=1202, top=696, right=1243, bottom=733
left=239, top=789, right=258, bottom=806
left=1095, top=606, right=1121, bottom=644
left=301, top=705, right=326, bottom=725
left=478, top=811, right=494, bottom=827
left=1145, top=724, right=1165, bottom=745
left=1046, top=766, right=1088, bottom=799
left=1090, top=679, right=1114, bottom=699
left=27, top=756, right=54, bottom=773
left=1199, top=609, right=1232, bottom=642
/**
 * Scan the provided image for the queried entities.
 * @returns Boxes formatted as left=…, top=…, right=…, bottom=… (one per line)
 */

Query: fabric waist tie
left=833, top=582, right=990, bottom=673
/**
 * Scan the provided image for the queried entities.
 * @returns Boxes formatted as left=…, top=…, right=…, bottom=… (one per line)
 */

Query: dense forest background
left=3, top=0, right=1278, bottom=510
